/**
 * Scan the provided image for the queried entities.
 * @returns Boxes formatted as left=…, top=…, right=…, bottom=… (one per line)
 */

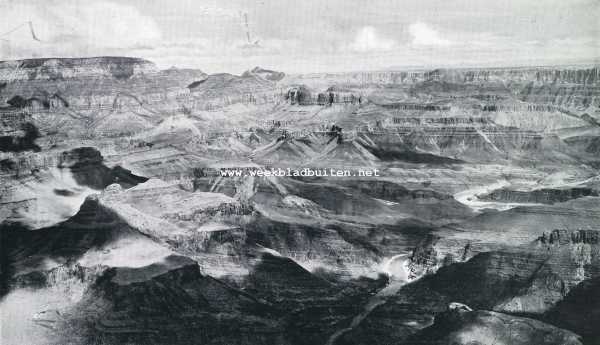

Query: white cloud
left=409, top=22, right=451, bottom=46
left=349, top=26, right=396, bottom=52
left=0, top=0, right=161, bottom=59
left=79, top=2, right=161, bottom=47
left=198, top=4, right=238, bottom=19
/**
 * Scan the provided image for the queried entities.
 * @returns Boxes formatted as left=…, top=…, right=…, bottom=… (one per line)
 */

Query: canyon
left=1, top=57, right=599, bottom=345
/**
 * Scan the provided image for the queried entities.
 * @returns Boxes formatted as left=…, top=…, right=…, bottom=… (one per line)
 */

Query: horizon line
left=1, top=55, right=599, bottom=76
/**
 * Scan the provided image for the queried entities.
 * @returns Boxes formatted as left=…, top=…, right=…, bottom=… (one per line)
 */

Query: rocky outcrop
left=564, top=135, right=600, bottom=155
left=0, top=57, right=157, bottom=81
left=539, top=229, right=600, bottom=245
left=352, top=123, right=549, bottom=164
left=417, top=67, right=600, bottom=85
left=95, top=178, right=260, bottom=279
left=519, top=83, right=600, bottom=111
left=243, top=67, right=285, bottom=82
left=244, top=252, right=334, bottom=304
left=480, top=187, right=599, bottom=205
left=0, top=57, right=206, bottom=122
left=288, top=67, right=600, bottom=86
left=409, top=305, right=583, bottom=345
left=187, top=72, right=279, bottom=109
left=242, top=215, right=380, bottom=276
left=0, top=197, right=135, bottom=295
left=405, top=229, right=600, bottom=311
left=337, top=229, right=600, bottom=344
left=242, top=252, right=381, bottom=345
left=336, top=180, right=452, bottom=201
left=365, top=144, right=464, bottom=164
left=59, top=147, right=148, bottom=189
left=62, top=255, right=285, bottom=345
left=0, top=146, right=148, bottom=228
left=544, top=276, right=600, bottom=345
left=99, top=178, right=249, bottom=233
left=407, top=234, right=443, bottom=279
left=0, top=120, right=40, bottom=152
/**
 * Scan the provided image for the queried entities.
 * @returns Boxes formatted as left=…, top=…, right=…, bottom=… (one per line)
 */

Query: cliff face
left=430, top=67, right=600, bottom=85
left=58, top=147, right=148, bottom=189
left=189, top=171, right=471, bottom=275
left=407, top=234, right=445, bottom=279
left=288, top=67, right=600, bottom=86
left=241, top=252, right=385, bottom=345
left=243, top=66, right=285, bottom=82
left=544, top=276, right=600, bottom=344
left=337, top=230, right=600, bottom=345
left=0, top=57, right=157, bottom=81
left=353, top=118, right=555, bottom=164
left=0, top=147, right=147, bottom=228
left=59, top=255, right=285, bottom=345
left=402, top=126, right=545, bottom=162
left=0, top=120, right=40, bottom=152
left=242, top=215, right=381, bottom=277
left=407, top=229, right=600, bottom=298
left=409, top=307, right=582, bottom=345
left=1, top=197, right=138, bottom=296
left=519, top=83, right=600, bottom=111
left=489, top=230, right=600, bottom=314
left=187, top=72, right=279, bottom=107
left=480, top=187, right=599, bottom=204
left=0, top=57, right=206, bottom=118
left=539, top=229, right=600, bottom=245
left=1, top=196, right=384, bottom=345
left=2, top=199, right=276, bottom=344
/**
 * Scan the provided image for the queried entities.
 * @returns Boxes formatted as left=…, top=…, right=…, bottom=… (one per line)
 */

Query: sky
left=1, top=0, right=598, bottom=74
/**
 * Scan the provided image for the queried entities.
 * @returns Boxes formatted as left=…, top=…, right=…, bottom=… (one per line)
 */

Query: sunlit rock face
left=408, top=307, right=583, bottom=345
left=0, top=147, right=146, bottom=228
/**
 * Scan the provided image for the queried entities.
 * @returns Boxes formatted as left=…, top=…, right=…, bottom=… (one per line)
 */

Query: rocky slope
left=408, top=306, right=582, bottom=345
left=0, top=147, right=146, bottom=228
left=335, top=230, right=600, bottom=345
left=544, top=276, right=600, bottom=345
left=59, top=255, right=284, bottom=345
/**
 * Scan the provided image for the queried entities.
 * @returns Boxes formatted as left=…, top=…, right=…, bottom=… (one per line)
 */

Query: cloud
left=2, top=1, right=597, bottom=73
left=76, top=2, right=161, bottom=48
left=0, top=0, right=161, bottom=59
left=197, top=4, right=238, bottom=19
left=409, top=22, right=451, bottom=46
left=349, top=26, right=396, bottom=52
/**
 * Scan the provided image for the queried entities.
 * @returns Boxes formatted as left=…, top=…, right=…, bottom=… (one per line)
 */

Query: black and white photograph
left=1, top=1, right=599, bottom=344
